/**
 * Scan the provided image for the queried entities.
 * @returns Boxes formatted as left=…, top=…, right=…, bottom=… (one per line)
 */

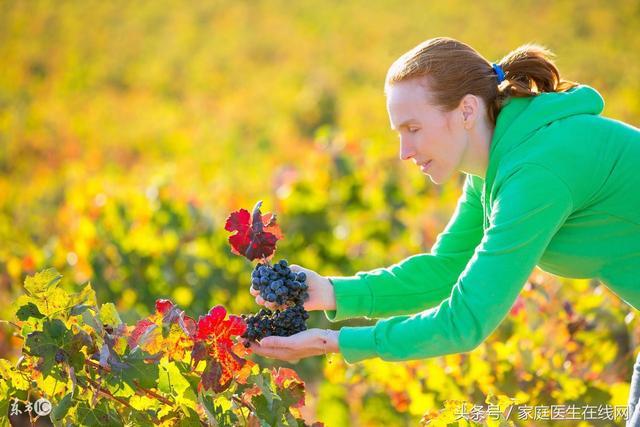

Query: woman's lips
left=420, top=160, right=433, bottom=172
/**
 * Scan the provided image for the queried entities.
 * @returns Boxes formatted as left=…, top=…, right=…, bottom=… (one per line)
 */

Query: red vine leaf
left=193, top=305, right=248, bottom=391
left=191, top=341, right=207, bottom=364
left=272, top=367, right=305, bottom=408
left=179, top=314, right=197, bottom=337
left=242, top=385, right=262, bottom=400
left=272, top=367, right=303, bottom=389
left=128, top=319, right=155, bottom=349
left=225, top=201, right=283, bottom=261
left=200, top=359, right=231, bottom=393
left=155, top=299, right=174, bottom=315
left=234, top=358, right=255, bottom=385
left=196, top=306, right=239, bottom=340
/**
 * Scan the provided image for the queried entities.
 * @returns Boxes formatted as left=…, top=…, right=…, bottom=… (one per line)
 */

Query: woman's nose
left=399, top=137, right=416, bottom=161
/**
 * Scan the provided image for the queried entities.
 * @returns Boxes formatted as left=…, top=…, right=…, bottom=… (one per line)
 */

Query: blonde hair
left=385, top=37, right=579, bottom=125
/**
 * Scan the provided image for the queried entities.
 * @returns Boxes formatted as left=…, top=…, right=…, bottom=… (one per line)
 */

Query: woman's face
left=386, top=78, right=469, bottom=184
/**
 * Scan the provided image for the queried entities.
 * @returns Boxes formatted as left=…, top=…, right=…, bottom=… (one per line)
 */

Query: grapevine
left=1, top=271, right=320, bottom=425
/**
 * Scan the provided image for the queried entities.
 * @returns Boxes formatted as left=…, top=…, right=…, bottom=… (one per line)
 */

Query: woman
left=249, top=37, right=640, bottom=423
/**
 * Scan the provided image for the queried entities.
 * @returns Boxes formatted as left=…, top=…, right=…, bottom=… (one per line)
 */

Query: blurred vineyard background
left=1, top=0, right=639, bottom=425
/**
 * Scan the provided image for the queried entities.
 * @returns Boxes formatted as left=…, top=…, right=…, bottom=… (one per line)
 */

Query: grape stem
left=84, top=376, right=134, bottom=410
left=232, top=395, right=257, bottom=419
left=133, top=380, right=175, bottom=407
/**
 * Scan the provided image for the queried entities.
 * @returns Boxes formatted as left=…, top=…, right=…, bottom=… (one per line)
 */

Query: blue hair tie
left=492, top=63, right=506, bottom=84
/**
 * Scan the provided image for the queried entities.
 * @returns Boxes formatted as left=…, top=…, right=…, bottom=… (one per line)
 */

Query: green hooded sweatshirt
left=326, top=85, right=640, bottom=364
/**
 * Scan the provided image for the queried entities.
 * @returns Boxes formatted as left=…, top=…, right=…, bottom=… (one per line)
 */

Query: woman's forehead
left=387, top=82, right=436, bottom=118
left=386, top=79, right=433, bottom=106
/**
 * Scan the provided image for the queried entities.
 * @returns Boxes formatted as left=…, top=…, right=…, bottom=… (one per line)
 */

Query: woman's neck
left=459, top=118, right=494, bottom=180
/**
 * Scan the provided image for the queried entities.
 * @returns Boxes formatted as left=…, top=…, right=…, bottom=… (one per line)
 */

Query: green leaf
left=198, top=393, right=216, bottom=425
left=51, top=392, right=73, bottom=421
left=211, top=401, right=240, bottom=427
left=82, top=310, right=104, bottom=334
left=24, top=269, right=62, bottom=296
left=68, top=329, right=94, bottom=371
left=253, top=371, right=277, bottom=411
left=67, top=348, right=86, bottom=372
left=182, top=372, right=201, bottom=396
left=69, top=304, right=91, bottom=316
left=47, top=318, right=67, bottom=340
left=75, top=401, right=122, bottom=426
left=128, top=395, right=160, bottom=412
left=0, top=359, right=29, bottom=391
left=34, top=287, right=73, bottom=317
left=158, top=360, right=190, bottom=397
left=126, top=411, right=155, bottom=427
left=0, top=380, right=14, bottom=427
left=25, top=319, right=71, bottom=375
left=177, top=406, right=204, bottom=427
left=16, top=302, right=44, bottom=321
left=126, top=410, right=157, bottom=427
left=252, top=394, right=278, bottom=426
left=99, top=303, right=122, bottom=327
left=284, top=411, right=304, bottom=427
left=76, top=283, right=97, bottom=307
left=112, top=349, right=159, bottom=390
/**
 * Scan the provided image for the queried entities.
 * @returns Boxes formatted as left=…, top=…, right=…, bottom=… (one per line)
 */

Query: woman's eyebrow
left=391, top=119, right=418, bottom=131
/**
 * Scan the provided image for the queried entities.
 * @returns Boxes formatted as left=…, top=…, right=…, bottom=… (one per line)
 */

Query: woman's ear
left=460, top=94, right=479, bottom=129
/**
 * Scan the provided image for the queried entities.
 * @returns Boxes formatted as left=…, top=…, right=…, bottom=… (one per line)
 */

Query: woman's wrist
left=323, top=277, right=337, bottom=311
left=323, top=329, right=340, bottom=354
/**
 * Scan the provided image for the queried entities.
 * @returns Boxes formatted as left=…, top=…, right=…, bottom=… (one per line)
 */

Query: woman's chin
left=425, top=170, right=451, bottom=185
left=428, top=176, right=443, bottom=185
left=424, top=172, right=439, bottom=184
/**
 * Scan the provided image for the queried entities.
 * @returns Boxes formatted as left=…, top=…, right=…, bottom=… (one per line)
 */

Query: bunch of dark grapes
left=241, top=305, right=310, bottom=343
left=242, top=259, right=310, bottom=346
left=271, top=305, right=309, bottom=336
left=250, top=259, right=309, bottom=306
left=241, top=308, right=273, bottom=342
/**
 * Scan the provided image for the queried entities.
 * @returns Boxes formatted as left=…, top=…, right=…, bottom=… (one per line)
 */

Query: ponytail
left=492, top=44, right=579, bottom=123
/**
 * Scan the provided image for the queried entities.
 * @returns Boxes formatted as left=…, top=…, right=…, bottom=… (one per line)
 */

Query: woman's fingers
left=252, top=264, right=307, bottom=311
left=289, top=264, right=299, bottom=272
left=265, top=301, right=279, bottom=310
left=253, top=290, right=281, bottom=310
left=251, top=345, right=298, bottom=363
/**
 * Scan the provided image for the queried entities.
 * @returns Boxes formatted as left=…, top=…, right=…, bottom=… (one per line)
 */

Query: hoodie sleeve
left=338, top=164, right=574, bottom=364
left=323, top=174, right=484, bottom=322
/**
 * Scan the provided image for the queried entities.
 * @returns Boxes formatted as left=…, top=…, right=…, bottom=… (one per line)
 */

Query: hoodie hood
left=485, top=85, right=605, bottom=189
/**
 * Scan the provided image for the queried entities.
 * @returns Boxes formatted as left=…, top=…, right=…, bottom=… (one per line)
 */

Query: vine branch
left=84, top=358, right=174, bottom=407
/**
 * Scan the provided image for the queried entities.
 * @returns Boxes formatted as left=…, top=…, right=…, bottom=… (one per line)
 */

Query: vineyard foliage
left=1, top=269, right=316, bottom=426
left=1, top=0, right=640, bottom=426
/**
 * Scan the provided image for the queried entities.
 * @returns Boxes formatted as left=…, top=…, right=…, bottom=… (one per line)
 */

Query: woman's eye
left=409, top=128, right=419, bottom=133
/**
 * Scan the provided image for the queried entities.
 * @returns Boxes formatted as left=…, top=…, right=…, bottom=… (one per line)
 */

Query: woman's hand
left=248, top=328, right=339, bottom=363
left=250, top=264, right=336, bottom=312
